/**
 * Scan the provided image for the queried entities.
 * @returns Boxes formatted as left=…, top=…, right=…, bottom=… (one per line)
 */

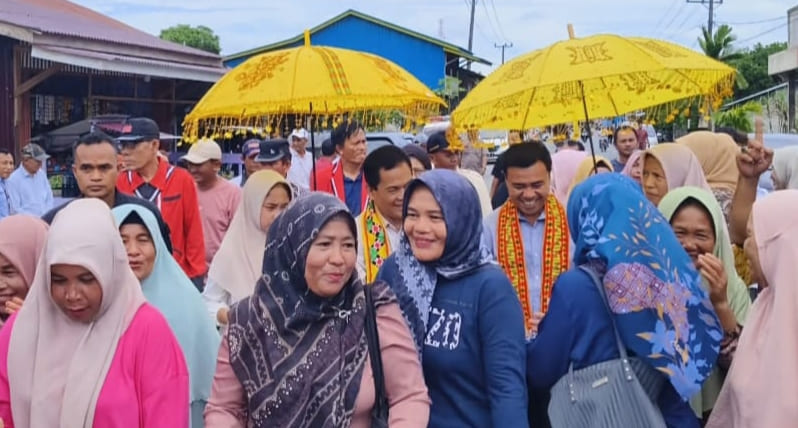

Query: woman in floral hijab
left=528, top=174, right=722, bottom=428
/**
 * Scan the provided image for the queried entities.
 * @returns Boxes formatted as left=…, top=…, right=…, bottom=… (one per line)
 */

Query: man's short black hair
left=321, top=137, right=335, bottom=156
left=715, top=127, right=749, bottom=145
left=613, top=125, right=636, bottom=145
left=331, top=120, right=364, bottom=148
left=73, top=131, right=118, bottom=157
left=0, top=148, right=11, bottom=156
left=502, top=141, right=552, bottom=174
left=363, top=145, right=411, bottom=190
left=565, top=140, right=585, bottom=151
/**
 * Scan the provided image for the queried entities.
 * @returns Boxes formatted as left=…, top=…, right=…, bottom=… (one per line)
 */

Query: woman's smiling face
left=404, top=186, right=447, bottom=263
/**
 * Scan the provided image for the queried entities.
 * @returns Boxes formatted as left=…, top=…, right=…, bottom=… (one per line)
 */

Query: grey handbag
left=547, top=266, right=668, bottom=428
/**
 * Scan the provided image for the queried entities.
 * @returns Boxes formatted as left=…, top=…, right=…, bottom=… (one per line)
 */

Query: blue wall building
left=224, top=9, right=491, bottom=92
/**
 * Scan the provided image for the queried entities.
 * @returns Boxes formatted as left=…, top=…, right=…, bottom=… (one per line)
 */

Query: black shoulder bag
left=364, top=285, right=389, bottom=428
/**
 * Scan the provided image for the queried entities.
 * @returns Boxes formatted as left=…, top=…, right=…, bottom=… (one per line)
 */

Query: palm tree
left=698, top=24, right=748, bottom=89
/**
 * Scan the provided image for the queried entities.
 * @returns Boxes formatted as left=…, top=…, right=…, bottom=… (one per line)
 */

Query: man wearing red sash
left=483, top=142, right=572, bottom=338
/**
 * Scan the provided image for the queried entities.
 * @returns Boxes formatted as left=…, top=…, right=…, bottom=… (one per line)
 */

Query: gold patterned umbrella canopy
left=183, top=32, right=445, bottom=140
left=451, top=32, right=735, bottom=130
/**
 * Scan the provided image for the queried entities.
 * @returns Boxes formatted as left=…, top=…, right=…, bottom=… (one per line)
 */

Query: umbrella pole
left=578, top=81, right=598, bottom=173
left=310, top=102, right=317, bottom=190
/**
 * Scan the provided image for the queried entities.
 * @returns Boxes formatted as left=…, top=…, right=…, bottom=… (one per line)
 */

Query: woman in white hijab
left=203, top=170, right=292, bottom=326
left=0, top=199, right=189, bottom=427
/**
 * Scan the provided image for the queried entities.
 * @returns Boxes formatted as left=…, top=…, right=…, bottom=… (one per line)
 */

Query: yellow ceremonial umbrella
left=452, top=25, right=735, bottom=132
left=183, top=31, right=445, bottom=140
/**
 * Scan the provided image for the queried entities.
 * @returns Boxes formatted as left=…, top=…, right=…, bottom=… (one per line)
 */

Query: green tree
left=160, top=24, right=221, bottom=54
left=733, top=42, right=788, bottom=99
left=698, top=24, right=748, bottom=90
left=714, top=101, right=762, bottom=132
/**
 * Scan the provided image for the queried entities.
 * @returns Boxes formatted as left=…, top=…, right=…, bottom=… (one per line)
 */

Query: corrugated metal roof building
left=0, top=0, right=228, bottom=156
left=224, top=9, right=491, bottom=95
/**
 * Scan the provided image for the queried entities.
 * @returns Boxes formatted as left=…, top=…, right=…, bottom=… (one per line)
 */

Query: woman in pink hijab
left=0, top=216, right=48, bottom=324
left=0, top=199, right=189, bottom=427
left=707, top=190, right=798, bottom=428
left=550, top=150, right=588, bottom=204
left=641, top=143, right=711, bottom=206
left=621, top=150, right=643, bottom=185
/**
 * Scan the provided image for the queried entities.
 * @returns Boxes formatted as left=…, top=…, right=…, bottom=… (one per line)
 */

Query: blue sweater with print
left=380, top=262, right=529, bottom=428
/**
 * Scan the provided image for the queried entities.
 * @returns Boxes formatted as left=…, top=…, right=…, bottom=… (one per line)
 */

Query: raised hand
left=3, top=297, right=23, bottom=315
left=697, top=253, right=728, bottom=307
left=737, top=118, right=773, bottom=179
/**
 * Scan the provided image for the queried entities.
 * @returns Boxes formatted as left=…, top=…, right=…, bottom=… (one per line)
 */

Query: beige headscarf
left=643, top=144, right=712, bottom=192
left=677, top=131, right=740, bottom=192
left=772, top=146, right=798, bottom=190
left=567, top=155, right=613, bottom=198
left=8, top=199, right=146, bottom=428
left=0, top=215, right=49, bottom=287
left=207, top=170, right=290, bottom=302
left=707, top=190, right=798, bottom=427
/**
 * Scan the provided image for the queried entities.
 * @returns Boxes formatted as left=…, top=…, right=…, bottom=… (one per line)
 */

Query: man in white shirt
left=6, top=143, right=53, bottom=216
left=287, top=128, right=313, bottom=190
left=355, top=145, right=413, bottom=282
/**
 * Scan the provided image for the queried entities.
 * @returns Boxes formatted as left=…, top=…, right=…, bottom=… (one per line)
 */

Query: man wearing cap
left=6, top=143, right=53, bottom=216
left=311, top=121, right=368, bottom=216
left=256, top=138, right=305, bottom=199
left=182, top=139, right=242, bottom=265
left=426, top=130, right=492, bottom=217
left=287, top=128, right=313, bottom=190
left=0, top=149, right=13, bottom=220
left=229, top=138, right=265, bottom=187
left=116, top=117, right=207, bottom=288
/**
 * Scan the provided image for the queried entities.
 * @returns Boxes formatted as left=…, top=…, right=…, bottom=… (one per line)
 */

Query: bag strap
left=364, top=286, right=390, bottom=417
left=577, top=265, right=630, bottom=360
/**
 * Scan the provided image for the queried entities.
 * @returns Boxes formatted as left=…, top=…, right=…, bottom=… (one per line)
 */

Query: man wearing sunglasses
left=116, top=118, right=207, bottom=290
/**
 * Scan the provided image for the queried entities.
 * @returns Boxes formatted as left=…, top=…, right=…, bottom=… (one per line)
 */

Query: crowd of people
left=0, top=113, right=793, bottom=428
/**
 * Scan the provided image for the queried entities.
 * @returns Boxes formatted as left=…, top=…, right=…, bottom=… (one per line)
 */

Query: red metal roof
left=1, top=0, right=219, bottom=59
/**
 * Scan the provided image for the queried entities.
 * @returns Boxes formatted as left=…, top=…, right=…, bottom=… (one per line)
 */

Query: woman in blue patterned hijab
left=567, top=173, right=722, bottom=398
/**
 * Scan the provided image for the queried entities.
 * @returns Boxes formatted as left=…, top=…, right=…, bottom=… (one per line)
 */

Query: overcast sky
left=73, top=0, right=792, bottom=73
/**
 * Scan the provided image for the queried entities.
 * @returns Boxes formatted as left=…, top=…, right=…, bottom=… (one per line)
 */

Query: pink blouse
left=205, top=302, right=430, bottom=427
left=0, top=304, right=190, bottom=428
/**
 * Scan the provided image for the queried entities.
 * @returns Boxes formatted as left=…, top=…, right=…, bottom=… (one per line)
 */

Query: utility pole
left=686, top=0, right=723, bottom=36
left=495, top=42, right=513, bottom=64
left=467, top=0, right=476, bottom=69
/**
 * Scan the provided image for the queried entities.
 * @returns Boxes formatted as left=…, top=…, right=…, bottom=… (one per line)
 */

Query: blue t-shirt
left=381, top=262, right=529, bottom=428
left=343, top=173, right=363, bottom=216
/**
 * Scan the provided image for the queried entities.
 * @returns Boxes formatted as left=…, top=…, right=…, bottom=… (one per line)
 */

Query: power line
left=718, top=16, right=785, bottom=26
left=686, top=0, right=723, bottom=39
left=737, top=23, right=788, bottom=44
left=479, top=0, right=504, bottom=43
left=488, top=0, right=510, bottom=42
left=653, top=1, right=683, bottom=36
left=659, top=3, right=688, bottom=37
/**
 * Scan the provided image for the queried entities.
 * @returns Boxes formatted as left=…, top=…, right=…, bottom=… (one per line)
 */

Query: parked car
left=366, top=132, right=414, bottom=153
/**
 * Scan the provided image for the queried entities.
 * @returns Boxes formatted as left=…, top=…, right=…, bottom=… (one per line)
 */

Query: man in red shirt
left=311, top=121, right=368, bottom=216
left=116, top=118, right=206, bottom=288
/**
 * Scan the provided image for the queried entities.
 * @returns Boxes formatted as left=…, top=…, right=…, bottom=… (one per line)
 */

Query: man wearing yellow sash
left=483, top=142, right=572, bottom=338
left=355, top=145, right=413, bottom=282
